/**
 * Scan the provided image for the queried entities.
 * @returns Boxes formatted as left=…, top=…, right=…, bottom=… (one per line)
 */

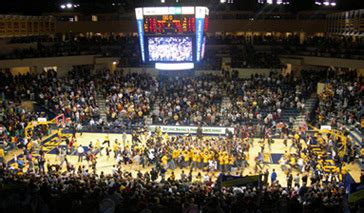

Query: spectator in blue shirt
left=271, top=169, right=277, bottom=184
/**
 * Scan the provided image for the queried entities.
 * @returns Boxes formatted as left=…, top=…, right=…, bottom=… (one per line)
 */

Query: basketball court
left=29, top=131, right=360, bottom=186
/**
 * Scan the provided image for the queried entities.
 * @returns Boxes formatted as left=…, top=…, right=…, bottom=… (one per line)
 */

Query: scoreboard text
left=143, top=15, right=195, bottom=34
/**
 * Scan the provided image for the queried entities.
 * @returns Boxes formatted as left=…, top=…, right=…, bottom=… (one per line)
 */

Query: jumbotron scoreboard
left=135, top=6, right=209, bottom=70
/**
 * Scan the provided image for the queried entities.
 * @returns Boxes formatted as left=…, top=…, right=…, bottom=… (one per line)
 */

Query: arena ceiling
left=1, top=0, right=363, bottom=15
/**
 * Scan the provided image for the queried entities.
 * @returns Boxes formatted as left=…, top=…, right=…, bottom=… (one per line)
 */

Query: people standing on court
left=294, top=173, right=300, bottom=187
left=68, top=137, right=75, bottom=155
left=132, top=131, right=141, bottom=144
left=263, top=169, right=269, bottom=186
left=122, top=132, right=127, bottom=147
left=287, top=173, right=293, bottom=189
left=77, top=144, right=84, bottom=162
left=271, top=169, right=277, bottom=184
left=59, top=147, right=67, bottom=167
left=102, top=135, right=110, bottom=147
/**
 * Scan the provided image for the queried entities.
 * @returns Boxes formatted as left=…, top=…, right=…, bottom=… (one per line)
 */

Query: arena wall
left=0, top=55, right=118, bottom=77
left=55, top=21, right=137, bottom=33
left=281, top=55, right=364, bottom=69
left=55, top=20, right=327, bottom=34
left=0, top=55, right=363, bottom=77
left=208, top=20, right=326, bottom=34
left=233, top=68, right=278, bottom=78
left=0, top=42, right=39, bottom=54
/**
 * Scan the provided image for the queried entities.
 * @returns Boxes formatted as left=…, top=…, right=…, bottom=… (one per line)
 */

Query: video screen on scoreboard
left=147, top=36, right=193, bottom=62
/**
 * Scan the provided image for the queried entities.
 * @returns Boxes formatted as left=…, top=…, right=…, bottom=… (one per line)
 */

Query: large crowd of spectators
left=0, top=101, right=34, bottom=150
left=225, top=74, right=308, bottom=126
left=151, top=73, right=307, bottom=128
left=0, top=34, right=363, bottom=212
left=1, top=68, right=100, bottom=124
left=0, top=119, right=359, bottom=212
left=316, top=70, right=364, bottom=128
left=0, top=67, right=304, bottom=130
left=0, top=70, right=58, bottom=152
left=153, top=75, right=225, bottom=126
left=0, top=70, right=362, bottom=213
left=0, top=161, right=348, bottom=213
left=102, top=70, right=156, bottom=127
left=1, top=65, right=362, bottom=134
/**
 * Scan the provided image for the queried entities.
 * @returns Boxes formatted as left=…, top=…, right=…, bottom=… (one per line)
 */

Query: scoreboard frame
left=135, top=6, right=209, bottom=70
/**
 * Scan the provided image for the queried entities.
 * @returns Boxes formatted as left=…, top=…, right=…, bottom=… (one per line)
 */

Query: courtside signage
left=149, top=125, right=234, bottom=135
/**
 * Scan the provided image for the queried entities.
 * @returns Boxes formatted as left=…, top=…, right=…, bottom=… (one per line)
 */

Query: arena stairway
left=257, top=107, right=299, bottom=124
left=345, top=123, right=364, bottom=169
left=150, top=96, right=161, bottom=124
left=152, top=97, right=161, bottom=113
left=96, top=95, right=108, bottom=121
left=293, top=115, right=305, bottom=129
left=221, top=96, right=232, bottom=118
left=293, top=94, right=318, bottom=129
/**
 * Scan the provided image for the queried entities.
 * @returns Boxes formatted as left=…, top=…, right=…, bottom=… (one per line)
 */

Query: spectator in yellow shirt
left=202, top=152, right=210, bottom=168
left=228, top=156, right=235, bottom=172
left=102, top=135, right=110, bottom=147
left=183, top=150, right=190, bottom=168
left=10, top=136, right=17, bottom=150
left=113, top=142, right=119, bottom=159
left=223, top=155, right=229, bottom=172
left=172, top=149, right=180, bottom=167
left=161, top=155, right=169, bottom=168
left=0, top=147, right=4, bottom=163
left=191, top=151, right=200, bottom=169
left=218, top=155, right=225, bottom=171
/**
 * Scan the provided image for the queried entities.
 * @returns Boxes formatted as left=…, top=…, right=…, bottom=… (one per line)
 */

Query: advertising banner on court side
left=149, top=125, right=234, bottom=135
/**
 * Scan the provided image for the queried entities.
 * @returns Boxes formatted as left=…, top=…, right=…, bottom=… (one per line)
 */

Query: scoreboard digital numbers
left=135, top=6, right=209, bottom=70
left=143, top=15, right=196, bottom=34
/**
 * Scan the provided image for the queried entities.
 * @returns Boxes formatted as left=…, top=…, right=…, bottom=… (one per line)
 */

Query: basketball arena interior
left=0, top=0, right=363, bottom=212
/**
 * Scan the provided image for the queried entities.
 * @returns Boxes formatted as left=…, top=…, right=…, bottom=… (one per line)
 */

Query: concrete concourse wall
left=281, top=55, right=364, bottom=69
left=0, top=55, right=119, bottom=77
left=1, top=54, right=362, bottom=78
